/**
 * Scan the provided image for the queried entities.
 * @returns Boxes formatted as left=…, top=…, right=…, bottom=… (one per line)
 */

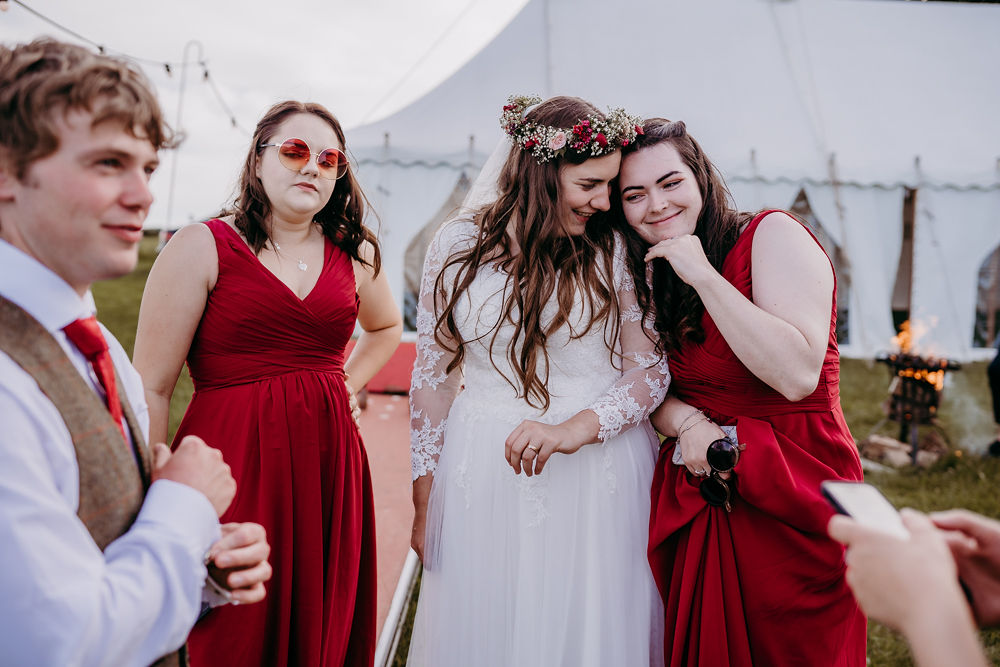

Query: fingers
left=345, top=382, right=362, bottom=427
left=505, top=424, right=528, bottom=475
left=506, top=422, right=549, bottom=477
left=827, top=514, right=859, bottom=545
left=931, top=509, right=1000, bottom=542
left=154, top=435, right=235, bottom=517
left=210, top=523, right=269, bottom=569
left=643, top=240, right=674, bottom=263
left=224, top=560, right=272, bottom=600
left=534, top=446, right=551, bottom=475
left=899, top=508, right=935, bottom=534
left=228, top=581, right=267, bottom=605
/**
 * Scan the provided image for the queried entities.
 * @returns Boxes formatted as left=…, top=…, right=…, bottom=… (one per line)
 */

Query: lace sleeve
left=409, top=222, right=473, bottom=480
left=586, top=235, right=670, bottom=441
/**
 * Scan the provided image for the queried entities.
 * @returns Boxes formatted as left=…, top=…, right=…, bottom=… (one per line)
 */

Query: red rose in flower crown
left=499, top=95, right=642, bottom=164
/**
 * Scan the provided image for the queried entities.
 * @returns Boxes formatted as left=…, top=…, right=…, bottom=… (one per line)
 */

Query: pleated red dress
left=179, top=219, right=376, bottom=666
left=648, top=211, right=867, bottom=666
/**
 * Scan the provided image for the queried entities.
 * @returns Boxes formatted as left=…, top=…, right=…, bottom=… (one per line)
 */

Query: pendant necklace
left=272, top=241, right=308, bottom=272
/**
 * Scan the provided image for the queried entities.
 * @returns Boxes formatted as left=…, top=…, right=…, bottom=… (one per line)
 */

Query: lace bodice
left=410, top=220, right=670, bottom=479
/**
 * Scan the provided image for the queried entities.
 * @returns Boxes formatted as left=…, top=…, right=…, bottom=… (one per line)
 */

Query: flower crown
left=501, top=95, right=644, bottom=164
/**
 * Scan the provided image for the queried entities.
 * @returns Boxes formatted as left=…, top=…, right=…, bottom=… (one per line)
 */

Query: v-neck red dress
left=648, top=211, right=866, bottom=666
left=178, top=219, right=375, bottom=666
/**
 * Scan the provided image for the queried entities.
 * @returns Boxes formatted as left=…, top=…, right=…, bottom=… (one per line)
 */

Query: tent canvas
left=349, top=0, right=1000, bottom=360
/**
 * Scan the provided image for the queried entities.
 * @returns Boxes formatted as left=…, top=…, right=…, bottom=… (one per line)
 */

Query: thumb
left=152, top=443, right=172, bottom=469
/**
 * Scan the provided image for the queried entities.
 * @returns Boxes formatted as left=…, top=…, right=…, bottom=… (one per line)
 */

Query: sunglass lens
left=707, top=438, right=738, bottom=473
left=318, top=148, right=349, bottom=180
left=278, top=138, right=310, bottom=170
left=699, top=476, right=731, bottom=509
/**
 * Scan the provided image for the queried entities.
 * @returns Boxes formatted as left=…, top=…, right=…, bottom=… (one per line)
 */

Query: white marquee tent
left=348, top=0, right=1000, bottom=360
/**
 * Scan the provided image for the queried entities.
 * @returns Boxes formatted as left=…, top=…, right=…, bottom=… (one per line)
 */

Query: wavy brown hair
left=225, top=100, right=380, bottom=274
left=435, top=96, right=622, bottom=410
left=614, top=118, right=751, bottom=354
left=0, top=38, right=173, bottom=180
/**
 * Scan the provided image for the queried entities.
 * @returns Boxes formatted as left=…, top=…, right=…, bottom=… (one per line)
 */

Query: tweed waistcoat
left=0, top=295, right=186, bottom=667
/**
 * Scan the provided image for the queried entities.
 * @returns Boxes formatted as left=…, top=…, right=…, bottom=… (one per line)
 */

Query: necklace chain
left=272, top=241, right=308, bottom=272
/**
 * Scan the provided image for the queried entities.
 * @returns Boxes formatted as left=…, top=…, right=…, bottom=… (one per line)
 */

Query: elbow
left=776, top=372, right=820, bottom=402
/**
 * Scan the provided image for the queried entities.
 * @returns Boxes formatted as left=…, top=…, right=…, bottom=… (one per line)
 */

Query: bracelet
left=676, top=409, right=705, bottom=437
left=677, top=414, right=709, bottom=442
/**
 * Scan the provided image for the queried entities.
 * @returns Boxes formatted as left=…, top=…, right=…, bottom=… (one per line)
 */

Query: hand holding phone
left=821, top=480, right=908, bottom=540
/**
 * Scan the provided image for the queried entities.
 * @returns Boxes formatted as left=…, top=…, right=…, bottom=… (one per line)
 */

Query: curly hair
left=614, top=118, right=751, bottom=354
left=0, top=38, right=172, bottom=180
left=433, top=96, right=623, bottom=411
left=224, top=100, right=380, bottom=274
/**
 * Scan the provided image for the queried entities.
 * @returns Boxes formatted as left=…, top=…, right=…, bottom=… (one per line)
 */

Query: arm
left=828, top=510, right=989, bottom=667
left=133, top=223, right=217, bottom=445
left=506, top=238, right=671, bottom=476
left=0, top=382, right=223, bottom=666
left=647, top=212, right=832, bottom=400
left=409, top=224, right=467, bottom=560
left=345, top=240, right=403, bottom=393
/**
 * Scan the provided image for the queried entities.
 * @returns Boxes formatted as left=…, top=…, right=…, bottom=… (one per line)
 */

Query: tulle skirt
left=407, top=393, right=664, bottom=667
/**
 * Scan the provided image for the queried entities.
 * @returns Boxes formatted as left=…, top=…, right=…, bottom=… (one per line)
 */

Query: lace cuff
left=587, top=235, right=670, bottom=441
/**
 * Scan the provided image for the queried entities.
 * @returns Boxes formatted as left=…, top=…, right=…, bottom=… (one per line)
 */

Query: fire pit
left=874, top=322, right=961, bottom=464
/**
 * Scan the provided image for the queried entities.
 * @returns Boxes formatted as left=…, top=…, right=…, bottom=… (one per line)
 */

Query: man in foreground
left=0, top=38, right=271, bottom=665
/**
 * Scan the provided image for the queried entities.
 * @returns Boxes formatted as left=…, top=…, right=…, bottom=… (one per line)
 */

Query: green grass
left=94, top=238, right=1000, bottom=665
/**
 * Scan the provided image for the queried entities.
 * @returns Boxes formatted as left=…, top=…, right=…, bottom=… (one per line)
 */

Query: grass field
left=96, top=236, right=1000, bottom=666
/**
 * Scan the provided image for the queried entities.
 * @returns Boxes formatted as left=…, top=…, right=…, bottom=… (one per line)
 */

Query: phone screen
left=821, top=481, right=908, bottom=539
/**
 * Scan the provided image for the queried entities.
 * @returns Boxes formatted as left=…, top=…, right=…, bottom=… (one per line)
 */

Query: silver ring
left=694, top=468, right=708, bottom=477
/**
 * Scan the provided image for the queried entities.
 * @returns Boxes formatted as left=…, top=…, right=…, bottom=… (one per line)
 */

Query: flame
left=891, top=318, right=941, bottom=356
left=896, top=367, right=946, bottom=391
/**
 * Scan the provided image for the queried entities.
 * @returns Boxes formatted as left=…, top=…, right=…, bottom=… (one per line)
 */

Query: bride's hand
left=504, top=419, right=589, bottom=477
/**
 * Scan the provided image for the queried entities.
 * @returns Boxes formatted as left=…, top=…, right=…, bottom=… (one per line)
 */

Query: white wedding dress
left=407, top=219, right=667, bottom=667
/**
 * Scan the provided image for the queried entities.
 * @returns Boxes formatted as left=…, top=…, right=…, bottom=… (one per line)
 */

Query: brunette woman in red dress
left=134, top=101, right=402, bottom=666
left=614, top=118, right=866, bottom=666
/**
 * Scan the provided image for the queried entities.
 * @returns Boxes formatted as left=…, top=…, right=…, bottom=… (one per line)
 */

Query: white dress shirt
left=0, top=240, right=221, bottom=667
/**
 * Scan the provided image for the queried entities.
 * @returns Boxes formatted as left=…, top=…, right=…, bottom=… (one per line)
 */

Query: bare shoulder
left=751, top=211, right=832, bottom=282
left=755, top=210, right=808, bottom=238
left=165, top=220, right=217, bottom=251
left=753, top=212, right=825, bottom=258
left=153, top=221, right=220, bottom=286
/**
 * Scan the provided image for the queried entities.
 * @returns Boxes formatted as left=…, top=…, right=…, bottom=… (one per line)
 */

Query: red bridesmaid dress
left=648, top=210, right=867, bottom=666
left=179, top=219, right=376, bottom=666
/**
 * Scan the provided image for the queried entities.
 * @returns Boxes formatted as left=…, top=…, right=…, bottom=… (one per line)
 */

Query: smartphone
left=820, top=480, right=908, bottom=539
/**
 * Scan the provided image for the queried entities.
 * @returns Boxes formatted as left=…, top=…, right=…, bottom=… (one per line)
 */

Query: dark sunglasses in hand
left=699, top=438, right=745, bottom=512
left=260, top=137, right=350, bottom=180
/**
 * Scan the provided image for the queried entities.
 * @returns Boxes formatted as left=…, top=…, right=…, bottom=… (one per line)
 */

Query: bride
left=407, top=95, right=667, bottom=666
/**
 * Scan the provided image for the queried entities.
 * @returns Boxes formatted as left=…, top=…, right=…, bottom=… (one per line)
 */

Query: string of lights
left=2, top=0, right=250, bottom=134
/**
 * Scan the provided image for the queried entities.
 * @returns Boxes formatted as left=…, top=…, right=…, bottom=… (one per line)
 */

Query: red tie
left=63, top=316, right=128, bottom=443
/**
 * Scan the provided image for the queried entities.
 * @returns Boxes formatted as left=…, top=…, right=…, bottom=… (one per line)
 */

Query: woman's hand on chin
left=644, top=234, right=717, bottom=288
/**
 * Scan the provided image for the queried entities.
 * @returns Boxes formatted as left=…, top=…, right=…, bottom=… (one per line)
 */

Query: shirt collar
left=0, top=239, right=96, bottom=332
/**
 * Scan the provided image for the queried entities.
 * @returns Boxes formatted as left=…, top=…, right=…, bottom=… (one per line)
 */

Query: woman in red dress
left=614, top=118, right=867, bottom=666
left=134, top=101, right=402, bottom=666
